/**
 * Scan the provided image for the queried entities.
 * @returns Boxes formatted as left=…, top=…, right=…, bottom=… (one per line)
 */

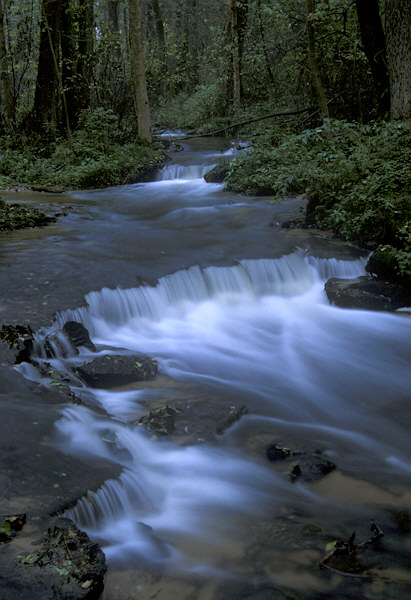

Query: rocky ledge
left=325, top=276, right=411, bottom=311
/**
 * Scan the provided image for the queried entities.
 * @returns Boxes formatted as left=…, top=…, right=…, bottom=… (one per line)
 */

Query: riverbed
left=0, top=137, right=410, bottom=599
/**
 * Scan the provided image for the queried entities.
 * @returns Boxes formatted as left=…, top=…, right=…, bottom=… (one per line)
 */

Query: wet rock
left=324, top=276, right=410, bottom=311
left=204, top=164, right=229, bottom=183
left=138, top=405, right=182, bottom=435
left=76, top=354, right=158, bottom=388
left=0, top=324, right=34, bottom=363
left=62, top=322, right=96, bottom=353
left=137, top=401, right=249, bottom=444
left=266, top=443, right=291, bottom=462
left=7, top=518, right=106, bottom=600
left=0, top=514, right=26, bottom=543
left=290, top=455, right=336, bottom=482
left=0, top=199, right=57, bottom=231
left=216, top=404, right=248, bottom=435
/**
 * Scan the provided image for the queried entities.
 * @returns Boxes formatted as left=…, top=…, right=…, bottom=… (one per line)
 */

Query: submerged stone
left=290, top=455, right=336, bottom=482
left=76, top=354, right=158, bottom=388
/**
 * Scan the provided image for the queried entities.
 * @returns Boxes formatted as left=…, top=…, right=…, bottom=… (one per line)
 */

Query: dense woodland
left=0, top=0, right=410, bottom=282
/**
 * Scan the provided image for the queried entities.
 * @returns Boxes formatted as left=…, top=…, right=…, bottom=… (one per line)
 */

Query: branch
left=171, top=105, right=317, bottom=140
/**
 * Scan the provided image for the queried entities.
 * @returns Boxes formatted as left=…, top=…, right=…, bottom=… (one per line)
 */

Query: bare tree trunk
left=0, top=0, right=15, bottom=131
left=355, top=0, right=389, bottom=119
left=385, top=0, right=411, bottom=122
left=33, top=0, right=61, bottom=126
left=129, top=0, right=152, bottom=142
left=151, top=0, right=165, bottom=64
left=77, top=0, right=94, bottom=113
left=225, top=0, right=248, bottom=111
left=306, top=0, right=329, bottom=120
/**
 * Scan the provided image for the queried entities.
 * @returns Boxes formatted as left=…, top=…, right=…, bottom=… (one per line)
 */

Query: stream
left=1, top=137, right=411, bottom=599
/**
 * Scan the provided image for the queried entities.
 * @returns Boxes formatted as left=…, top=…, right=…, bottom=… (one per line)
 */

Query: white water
left=24, top=248, right=411, bottom=572
left=17, top=143, right=411, bottom=585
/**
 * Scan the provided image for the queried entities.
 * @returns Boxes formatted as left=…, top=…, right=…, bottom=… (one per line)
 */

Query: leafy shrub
left=226, top=120, right=411, bottom=282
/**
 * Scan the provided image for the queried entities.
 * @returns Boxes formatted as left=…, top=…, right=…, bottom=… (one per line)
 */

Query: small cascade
left=52, top=251, right=367, bottom=335
left=157, top=163, right=218, bottom=181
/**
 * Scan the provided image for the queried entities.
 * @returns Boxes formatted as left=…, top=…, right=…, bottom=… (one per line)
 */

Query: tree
left=0, top=0, right=15, bottom=131
left=129, top=0, right=152, bottom=142
left=355, top=0, right=389, bottom=119
left=385, top=0, right=411, bottom=122
left=306, top=0, right=329, bottom=120
left=32, top=0, right=62, bottom=127
left=225, top=0, right=248, bottom=111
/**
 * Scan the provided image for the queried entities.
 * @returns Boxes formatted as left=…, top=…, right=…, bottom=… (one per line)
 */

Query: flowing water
left=2, top=138, right=411, bottom=599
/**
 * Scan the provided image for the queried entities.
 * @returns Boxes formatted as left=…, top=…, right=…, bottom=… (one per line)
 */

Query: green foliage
left=0, top=109, right=164, bottom=189
left=226, top=120, right=411, bottom=277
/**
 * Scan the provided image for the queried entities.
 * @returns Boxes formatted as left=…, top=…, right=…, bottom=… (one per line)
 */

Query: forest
left=0, top=0, right=409, bottom=278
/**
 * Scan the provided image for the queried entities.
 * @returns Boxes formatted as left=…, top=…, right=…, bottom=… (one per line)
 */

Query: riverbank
left=224, top=120, right=410, bottom=293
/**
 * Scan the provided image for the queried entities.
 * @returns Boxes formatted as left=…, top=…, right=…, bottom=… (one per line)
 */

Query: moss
left=0, top=201, right=57, bottom=231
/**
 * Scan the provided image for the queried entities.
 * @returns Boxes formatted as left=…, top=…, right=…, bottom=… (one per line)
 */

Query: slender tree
left=129, top=0, right=152, bottom=142
left=0, top=0, right=15, bottom=131
left=306, top=0, right=329, bottom=120
left=385, top=0, right=411, bottom=122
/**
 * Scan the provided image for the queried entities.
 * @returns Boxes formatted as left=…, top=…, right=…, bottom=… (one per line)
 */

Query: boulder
left=76, top=354, right=158, bottom=388
left=204, top=164, right=229, bottom=183
left=324, top=276, right=410, bottom=311
left=63, top=321, right=96, bottom=352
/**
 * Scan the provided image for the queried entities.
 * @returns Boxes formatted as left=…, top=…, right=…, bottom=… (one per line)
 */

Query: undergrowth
left=226, top=120, right=411, bottom=280
left=0, top=108, right=164, bottom=189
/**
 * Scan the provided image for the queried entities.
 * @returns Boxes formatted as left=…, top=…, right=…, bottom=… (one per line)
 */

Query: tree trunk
left=61, top=0, right=77, bottom=129
left=33, top=0, right=62, bottom=126
left=225, top=0, right=248, bottom=111
left=385, top=0, right=411, bottom=122
left=77, top=0, right=94, bottom=113
left=306, top=0, right=329, bottom=120
left=0, top=0, right=15, bottom=130
left=151, top=0, right=166, bottom=64
left=129, top=0, right=152, bottom=142
left=355, top=0, right=389, bottom=119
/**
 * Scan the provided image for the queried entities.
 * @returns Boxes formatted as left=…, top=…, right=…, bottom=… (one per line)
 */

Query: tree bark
left=355, top=0, right=389, bottom=119
left=385, top=0, right=411, bottom=122
left=77, top=0, right=94, bottom=113
left=129, top=0, right=152, bottom=142
left=0, top=0, right=15, bottom=130
left=33, top=0, right=62, bottom=126
left=151, top=0, right=166, bottom=64
left=306, top=0, right=329, bottom=120
left=225, top=0, right=248, bottom=111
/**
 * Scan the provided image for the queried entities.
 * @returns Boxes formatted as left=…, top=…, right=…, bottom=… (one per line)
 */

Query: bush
left=0, top=108, right=164, bottom=189
left=226, top=120, right=411, bottom=283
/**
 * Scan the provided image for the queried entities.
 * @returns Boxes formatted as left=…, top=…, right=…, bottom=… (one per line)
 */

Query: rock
left=216, top=404, right=248, bottom=435
left=5, top=518, right=106, bottom=600
left=290, top=455, right=336, bottom=482
left=266, top=443, right=291, bottom=462
left=0, top=514, right=26, bottom=543
left=324, top=276, right=410, bottom=311
left=76, top=354, right=158, bottom=388
left=204, top=164, right=229, bottom=183
left=0, top=324, right=34, bottom=363
left=138, top=405, right=182, bottom=435
left=136, top=401, right=249, bottom=444
left=63, top=322, right=96, bottom=352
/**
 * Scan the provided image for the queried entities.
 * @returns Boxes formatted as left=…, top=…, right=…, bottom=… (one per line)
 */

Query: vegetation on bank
left=0, top=109, right=164, bottom=191
left=225, top=120, right=411, bottom=283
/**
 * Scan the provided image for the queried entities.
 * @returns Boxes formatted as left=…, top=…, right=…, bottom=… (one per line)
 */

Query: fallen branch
left=320, top=520, right=388, bottom=580
left=172, top=105, right=317, bottom=140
